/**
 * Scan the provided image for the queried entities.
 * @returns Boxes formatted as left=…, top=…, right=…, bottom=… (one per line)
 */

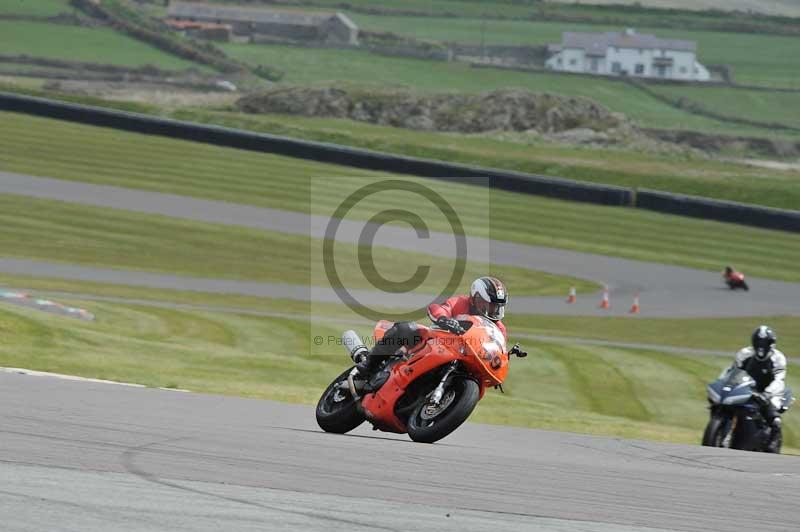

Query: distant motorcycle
left=702, top=367, right=792, bottom=453
left=723, top=269, right=749, bottom=291
left=316, top=315, right=523, bottom=443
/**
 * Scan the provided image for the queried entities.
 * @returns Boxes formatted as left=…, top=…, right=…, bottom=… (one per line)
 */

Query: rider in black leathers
left=733, top=325, right=789, bottom=453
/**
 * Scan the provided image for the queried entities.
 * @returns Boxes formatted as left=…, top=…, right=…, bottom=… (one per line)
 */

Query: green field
left=343, top=13, right=800, bottom=87
left=649, top=84, right=800, bottom=130
left=3, top=111, right=800, bottom=282
left=0, top=0, right=69, bottom=16
left=0, top=20, right=200, bottom=70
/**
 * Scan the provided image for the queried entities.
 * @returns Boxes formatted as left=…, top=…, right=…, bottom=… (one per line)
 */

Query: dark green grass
left=0, top=0, right=69, bottom=16
left=649, top=84, right=800, bottom=130
left=0, top=20, right=200, bottom=70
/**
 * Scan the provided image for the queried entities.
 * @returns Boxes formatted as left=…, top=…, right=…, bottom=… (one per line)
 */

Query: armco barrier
left=0, top=92, right=632, bottom=206
left=636, top=189, right=800, bottom=232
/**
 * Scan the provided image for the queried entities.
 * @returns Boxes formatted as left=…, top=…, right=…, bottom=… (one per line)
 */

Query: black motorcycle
left=702, top=367, right=791, bottom=453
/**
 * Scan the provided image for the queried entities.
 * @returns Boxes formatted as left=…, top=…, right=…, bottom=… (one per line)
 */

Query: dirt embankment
left=236, top=86, right=628, bottom=134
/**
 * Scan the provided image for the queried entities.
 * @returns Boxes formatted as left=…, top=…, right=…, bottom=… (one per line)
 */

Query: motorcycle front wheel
left=316, top=367, right=365, bottom=434
left=407, top=378, right=479, bottom=444
left=702, top=414, right=732, bottom=447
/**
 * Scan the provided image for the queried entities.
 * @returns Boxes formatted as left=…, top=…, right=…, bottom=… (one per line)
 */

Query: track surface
left=1, top=172, right=799, bottom=317
left=2, top=372, right=799, bottom=532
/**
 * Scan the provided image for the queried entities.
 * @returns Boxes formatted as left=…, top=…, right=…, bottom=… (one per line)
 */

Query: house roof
left=559, top=30, right=696, bottom=52
left=165, top=19, right=231, bottom=30
left=168, top=1, right=356, bottom=29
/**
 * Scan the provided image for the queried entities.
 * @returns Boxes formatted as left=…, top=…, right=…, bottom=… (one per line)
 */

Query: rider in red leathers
left=353, top=277, right=524, bottom=378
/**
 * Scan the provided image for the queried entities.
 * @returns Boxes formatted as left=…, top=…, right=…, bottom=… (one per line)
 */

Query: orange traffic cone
left=599, top=287, right=610, bottom=309
left=629, top=293, right=640, bottom=314
left=566, top=286, right=577, bottom=304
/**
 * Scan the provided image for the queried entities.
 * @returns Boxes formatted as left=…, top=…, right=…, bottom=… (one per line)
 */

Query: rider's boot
left=767, top=417, right=783, bottom=453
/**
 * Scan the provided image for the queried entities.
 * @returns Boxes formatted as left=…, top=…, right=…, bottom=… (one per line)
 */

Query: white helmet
left=470, top=277, right=507, bottom=321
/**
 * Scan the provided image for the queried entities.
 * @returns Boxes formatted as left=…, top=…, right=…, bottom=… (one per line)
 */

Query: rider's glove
left=509, top=343, right=527, bottom=358
left=435, top=316, right=466, bottom=335
left=752, top=392, right=769, bottom=406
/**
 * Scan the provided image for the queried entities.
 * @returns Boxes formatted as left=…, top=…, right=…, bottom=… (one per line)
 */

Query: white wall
left=547, top=45, right=709, bottom=81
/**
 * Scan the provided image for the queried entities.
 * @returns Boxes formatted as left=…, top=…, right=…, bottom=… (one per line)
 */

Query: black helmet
left=470, top=276, right=507, bottom=321
left=751, top=325, right=776, bottom=361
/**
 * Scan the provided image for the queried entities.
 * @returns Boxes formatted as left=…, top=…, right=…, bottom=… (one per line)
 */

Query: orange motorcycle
left=316, top=315, right=523, bottom=443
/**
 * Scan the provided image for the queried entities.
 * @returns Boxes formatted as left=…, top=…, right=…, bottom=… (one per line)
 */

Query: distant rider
left=733, top=325, right=788, bottom=453
left=354, top=276, right=526, bottom=378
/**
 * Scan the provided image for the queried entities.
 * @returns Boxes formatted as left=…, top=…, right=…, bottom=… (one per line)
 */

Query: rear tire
left=316, top=367, right=365, bottom=434
left=702, top=414, right=732, bottom=447
left=407, top=378, right=479, bottom=444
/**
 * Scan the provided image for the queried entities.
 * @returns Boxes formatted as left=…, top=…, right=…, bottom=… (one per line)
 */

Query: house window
left=569, top=58, right=577, bottom=66
left=612, top=62, right=621, bottom=73
left=635, top=63, right=644, bottom=74
left=557, top=58, right=563, bottom=66
left=679, top=66, right=687, bottom=74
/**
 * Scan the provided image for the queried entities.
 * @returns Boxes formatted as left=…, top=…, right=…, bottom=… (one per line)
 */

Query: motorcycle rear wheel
left=407, top=378, right=479, bottom=444
left=316, top=367, right=365, bottom=434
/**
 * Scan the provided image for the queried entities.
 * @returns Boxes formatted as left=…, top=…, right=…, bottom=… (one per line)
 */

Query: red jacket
left=427, top=295, right=507, bottom=340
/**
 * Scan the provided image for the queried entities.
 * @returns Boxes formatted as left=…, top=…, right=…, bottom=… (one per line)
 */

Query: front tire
left=702, top=414, right=732, bottom=447
left=407, top=378, right=479, bottom=444
left=316, top=367, right=365, bottom=434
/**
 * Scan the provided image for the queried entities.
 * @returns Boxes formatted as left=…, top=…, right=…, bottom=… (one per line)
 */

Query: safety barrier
left=636, top=189, right=800, bottom=232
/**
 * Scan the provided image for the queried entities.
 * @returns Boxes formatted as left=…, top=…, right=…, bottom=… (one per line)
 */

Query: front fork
left=429, top=361, right=459, bottom=406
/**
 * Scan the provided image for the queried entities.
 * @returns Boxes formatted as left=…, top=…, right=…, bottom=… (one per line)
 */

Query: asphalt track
left=2, top=371, right=799, bottom=532
left=1, top=172, right=799, bottom=317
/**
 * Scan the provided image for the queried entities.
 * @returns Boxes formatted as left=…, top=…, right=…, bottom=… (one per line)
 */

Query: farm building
left=546, top=29, right=710, bottom=82
left=166, top=1, right=359, bottom=45
left=164, top=20, right=232, bottom=41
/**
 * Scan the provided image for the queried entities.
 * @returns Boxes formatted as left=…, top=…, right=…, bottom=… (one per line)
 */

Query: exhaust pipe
left=341, top=330, right=368, bottom=362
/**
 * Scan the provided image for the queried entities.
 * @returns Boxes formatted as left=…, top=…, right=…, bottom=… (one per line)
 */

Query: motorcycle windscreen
left=720, top=368, right=755, bottom=388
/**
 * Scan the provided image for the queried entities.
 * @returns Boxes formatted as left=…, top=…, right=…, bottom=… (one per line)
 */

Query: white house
left=546, top=29, right=710, bottom=82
